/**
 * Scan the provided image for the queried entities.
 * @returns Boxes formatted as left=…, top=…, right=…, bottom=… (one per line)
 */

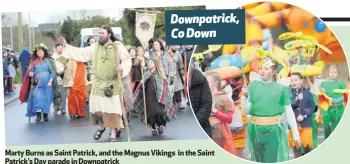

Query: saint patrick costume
left=61, top=42, right=126, bottom=129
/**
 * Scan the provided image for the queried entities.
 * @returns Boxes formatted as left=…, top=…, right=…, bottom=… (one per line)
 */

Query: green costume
left=247, top=81, right=292, bottom=162
left=320, top=80, right=346, bottom=139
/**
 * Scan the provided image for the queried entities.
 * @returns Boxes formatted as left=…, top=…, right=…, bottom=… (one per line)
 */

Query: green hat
left=34, top=43, right=48, bottom=51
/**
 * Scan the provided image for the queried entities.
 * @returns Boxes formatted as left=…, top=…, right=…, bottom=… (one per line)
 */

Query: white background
left=1, top=0, right=349, bottom=161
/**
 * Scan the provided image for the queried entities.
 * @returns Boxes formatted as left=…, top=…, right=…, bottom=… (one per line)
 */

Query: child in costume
left=231, top=91, right=248, bottom=158
left=133, top=57, right=173, bottom=136
left=204, top=71, right=237, bottom=156
left=222, top=77, right=248, bottom=158
left=289, top=72, right=315, bottom=158
left=241, top=57, right=301, bottom=163
left=319, top=65, right=346, bottom=139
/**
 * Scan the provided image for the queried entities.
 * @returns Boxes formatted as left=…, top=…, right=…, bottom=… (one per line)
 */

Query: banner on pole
left=135, top=12, right=157, bottom=47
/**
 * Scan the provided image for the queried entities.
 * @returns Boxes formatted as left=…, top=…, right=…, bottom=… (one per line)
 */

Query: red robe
left=19, top=58, right=42, bottom=103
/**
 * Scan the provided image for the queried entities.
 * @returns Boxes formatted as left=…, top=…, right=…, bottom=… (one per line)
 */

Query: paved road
left=5, top=83, right=327, bottom=161
left=5, top=99, right=208, bottom=146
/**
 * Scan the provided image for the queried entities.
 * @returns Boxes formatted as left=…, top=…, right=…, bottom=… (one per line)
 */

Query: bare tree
left=1, top=13, right=9, bottom=26
left=79, top=10, right=87, bottom=19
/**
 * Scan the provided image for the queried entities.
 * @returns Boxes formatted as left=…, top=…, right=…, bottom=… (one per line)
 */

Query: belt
left=251, top=115, right=282, bottom=126
left=331, top=103, right=343, bottom=107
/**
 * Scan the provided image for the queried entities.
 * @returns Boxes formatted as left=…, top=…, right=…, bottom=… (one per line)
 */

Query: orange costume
left=64, top=61, right=86, bottom=117
left=210, top=90, right=237, bottom=155
left=231, top=99, right=248, bottom=149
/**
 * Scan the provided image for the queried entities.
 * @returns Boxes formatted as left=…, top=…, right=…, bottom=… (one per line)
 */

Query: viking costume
left=19, top=44, right=61, bottom=122
left=169, top=51, right=185, bottom=110
left=131, top=56, right=146, bottom=93
left=52, top=52, right=67, bottom=114
left=84, top=62, right=93, bottom=103
left=63, top=59, right=88, bottom=118
left=149, top=50, right=177, bottom=108
left=133, top=70, right=175, bottom=135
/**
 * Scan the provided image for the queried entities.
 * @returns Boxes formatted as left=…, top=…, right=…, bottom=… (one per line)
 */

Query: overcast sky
left=3, top=9, right=124, bottom=27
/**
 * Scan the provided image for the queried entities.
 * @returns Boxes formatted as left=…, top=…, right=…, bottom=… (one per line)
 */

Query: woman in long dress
left=19, top=44, right=60, bottom=123
left=168, top=46, right=185, bottom=111
left=133, top=57, right=173, bottom=136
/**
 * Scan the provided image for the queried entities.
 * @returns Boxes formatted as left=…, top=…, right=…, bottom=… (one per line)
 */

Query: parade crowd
left=2, top=47, right=20, bottom=95
left=3, top=23, right=349, bottom=163
left=189, top=53, right=349, bottom=162
left=12, top=24, right=195, bottom=142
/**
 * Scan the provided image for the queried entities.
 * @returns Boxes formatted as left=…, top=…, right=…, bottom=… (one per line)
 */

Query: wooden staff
left=141, top=59, right=148, bottom=135
left=140, top=41, right=148, bottom=135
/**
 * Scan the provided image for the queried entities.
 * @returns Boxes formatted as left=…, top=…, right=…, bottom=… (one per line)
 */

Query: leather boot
left=43, top=113, right=49, bottom=122
left=36, top=112, right=41, bottom=123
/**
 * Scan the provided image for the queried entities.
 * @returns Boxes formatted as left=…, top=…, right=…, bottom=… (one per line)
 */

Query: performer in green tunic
left=59, top=25, right=129, bottom=142
left=319, top=65, right=346, bottom=139
left=241, top=57, right=301, bottom=163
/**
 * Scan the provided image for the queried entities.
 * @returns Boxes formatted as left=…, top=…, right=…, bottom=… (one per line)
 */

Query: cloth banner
left=135, top=12, right=157, bottom=47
